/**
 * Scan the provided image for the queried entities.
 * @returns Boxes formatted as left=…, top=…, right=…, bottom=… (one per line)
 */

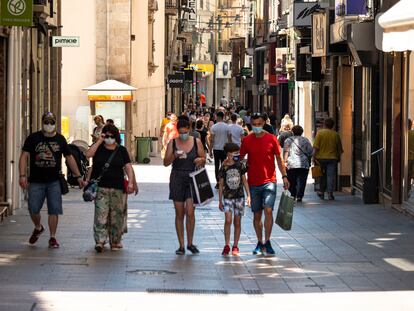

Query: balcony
left=165, top=0, right=179, bottom=15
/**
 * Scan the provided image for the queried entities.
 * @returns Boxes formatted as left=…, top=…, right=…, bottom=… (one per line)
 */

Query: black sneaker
left=95, top=243, right=104, bottom=253
left=264, top=240, right=275, bottom=255
left=252, top=241, right=264, bottom=255
left=187, top=244, right=200, bottom=254
left=29, top=225, right=45, bottom=244
left=175, top=247, right=185, bottom=255
left=215, top=184, right=219, bottom=190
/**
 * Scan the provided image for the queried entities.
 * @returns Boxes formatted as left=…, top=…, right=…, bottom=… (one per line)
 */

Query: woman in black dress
left=164, top=118, right=206, bottom=255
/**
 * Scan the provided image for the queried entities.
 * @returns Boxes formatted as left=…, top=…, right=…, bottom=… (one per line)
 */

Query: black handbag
left=83, top=146, right=119, bottom=202
left=45, top=141, right=70, bottom=195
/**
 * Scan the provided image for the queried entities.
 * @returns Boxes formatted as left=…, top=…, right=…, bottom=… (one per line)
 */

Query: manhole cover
left=146, top=288, right=228, bottom=295
left=245, top=289, right=263, bottom=295
left=127, top=269, right=176, bottom=276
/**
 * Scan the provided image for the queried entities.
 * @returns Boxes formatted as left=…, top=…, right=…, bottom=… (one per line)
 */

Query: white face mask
left=104, top=137, right=116, bottom=145
left=43, top=124, right=56, bottom=133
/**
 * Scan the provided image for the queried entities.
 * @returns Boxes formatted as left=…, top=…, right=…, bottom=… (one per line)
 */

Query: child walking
left=218, top=143, right=251, bottom=256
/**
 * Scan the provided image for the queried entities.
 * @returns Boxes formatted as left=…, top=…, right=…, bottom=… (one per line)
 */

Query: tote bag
left=189, top=167, right=214, bottom=205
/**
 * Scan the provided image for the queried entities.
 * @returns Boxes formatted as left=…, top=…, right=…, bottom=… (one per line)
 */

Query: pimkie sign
left=0, top=0, right=32, bottom=27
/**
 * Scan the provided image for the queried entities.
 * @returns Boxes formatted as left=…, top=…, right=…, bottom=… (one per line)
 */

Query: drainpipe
left=6, top=28, right=16, bottom=211
left=13, top=28, right=22, bottom=210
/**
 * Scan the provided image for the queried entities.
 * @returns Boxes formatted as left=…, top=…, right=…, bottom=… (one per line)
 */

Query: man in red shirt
left=240, top=113, right=289, bottom=255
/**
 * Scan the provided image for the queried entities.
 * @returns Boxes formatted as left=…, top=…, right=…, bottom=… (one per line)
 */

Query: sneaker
left=111, top=243, right=123, bottom=251
left=317, top=192, right=325, bottom=200
left=175, top=247, right=185, bottom=255
left=296, top=198, right=303, bottom=203
left=264, top=240, right=275, bottom=255
left=95, top=243, right=104, bottom=253
left=48, top=237, right=60, bottom=249
left=222, top=245, right=230, bottom=256
left=29, top=225, right=45, bottom=244
left=232, top=245, right=240, bottom=256
left=215, top=184, right=219, bottom=190
left=252, top=241, right=264, bottom=255
left=328, top=194, right=335, bottom=201
left=187, top=244, right=200, bottom=254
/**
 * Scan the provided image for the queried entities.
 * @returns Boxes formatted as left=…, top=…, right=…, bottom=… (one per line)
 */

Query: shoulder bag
left=83, top=146, right=119, bottom=202
left=45, top=141, right=69, bottom=195
left=290, top=138, right=312, bottom=166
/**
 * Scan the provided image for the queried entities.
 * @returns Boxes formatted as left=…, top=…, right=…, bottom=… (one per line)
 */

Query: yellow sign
left=188, top=63, right=215, bottom=73
left=61, top=116, right=69, bottom=140
left=88, top=94, right=132, bottom=101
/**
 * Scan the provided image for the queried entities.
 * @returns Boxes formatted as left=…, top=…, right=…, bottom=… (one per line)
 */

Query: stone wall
left=96, top=0, right=131, bottom=83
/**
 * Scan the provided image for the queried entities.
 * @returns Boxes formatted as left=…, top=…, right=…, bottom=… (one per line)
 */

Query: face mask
left=104, top=137, right=116, bottom=145
left=179, top=133, right=189, bottom=141
left=43, top=124, right=56, bottom=133
left=232, top=153, right=240, bottom=162
left=252, top=126, right=263, bottom=134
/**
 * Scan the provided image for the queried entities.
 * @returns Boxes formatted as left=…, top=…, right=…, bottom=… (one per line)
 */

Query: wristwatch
left=282, top=175, right=288, bottom=179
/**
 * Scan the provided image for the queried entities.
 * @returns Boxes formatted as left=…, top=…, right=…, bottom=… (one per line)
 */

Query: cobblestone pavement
left=1, top=159, right=414, bottom=310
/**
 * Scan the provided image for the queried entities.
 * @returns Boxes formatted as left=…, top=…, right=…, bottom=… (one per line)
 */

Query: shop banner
left=0, top=0, right=32, bottom=27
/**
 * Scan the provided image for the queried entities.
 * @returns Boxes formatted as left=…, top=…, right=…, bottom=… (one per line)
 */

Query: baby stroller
left=66, top=140, right=90, bottom=187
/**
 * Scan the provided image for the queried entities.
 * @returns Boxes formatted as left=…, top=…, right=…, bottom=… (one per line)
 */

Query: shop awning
left=83, top=80, right=137, bottom=101
left=377, top=0, right=414, bottom=52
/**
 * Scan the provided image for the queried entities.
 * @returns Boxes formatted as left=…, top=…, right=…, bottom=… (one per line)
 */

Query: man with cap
left=19, top=112, right=84, bottom=249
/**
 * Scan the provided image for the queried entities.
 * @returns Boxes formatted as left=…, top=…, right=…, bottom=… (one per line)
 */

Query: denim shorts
left=250, top=182, right=277, bottom=213
left=28, top=181, right=63, bottom=215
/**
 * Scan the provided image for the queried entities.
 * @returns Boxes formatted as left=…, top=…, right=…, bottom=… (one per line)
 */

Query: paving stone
left=1, top=162, right=414, bottom=310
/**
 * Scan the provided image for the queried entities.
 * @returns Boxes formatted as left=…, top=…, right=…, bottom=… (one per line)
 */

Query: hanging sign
left=0, top=0, right=33, bottom=27
left=52, top=36, right=80, bottom=47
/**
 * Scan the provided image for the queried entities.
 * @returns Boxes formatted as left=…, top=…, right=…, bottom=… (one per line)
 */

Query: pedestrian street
left=1, top=160, right=414, bottom=311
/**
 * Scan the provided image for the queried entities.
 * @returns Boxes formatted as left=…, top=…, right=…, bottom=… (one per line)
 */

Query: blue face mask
left=179, top=133, right=189, bottom=141
left=252, top=126, right=263, bottom=134
left=233, top=154, right=240, bottom=162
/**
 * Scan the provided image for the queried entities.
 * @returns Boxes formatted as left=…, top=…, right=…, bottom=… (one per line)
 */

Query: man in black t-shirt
left=19, top=112, right=84, bottom=249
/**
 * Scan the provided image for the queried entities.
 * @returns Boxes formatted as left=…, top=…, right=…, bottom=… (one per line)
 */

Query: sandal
left=111, top=243, right=123, bottom=251
left=175, top=247, right=185, bottom=255
left=187, top=244, right=200, bottom=254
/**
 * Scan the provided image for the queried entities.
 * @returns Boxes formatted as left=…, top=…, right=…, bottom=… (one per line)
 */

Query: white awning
left=83, top=79, right=137, bottom=91
left=377, top=0, right=414, bottom=52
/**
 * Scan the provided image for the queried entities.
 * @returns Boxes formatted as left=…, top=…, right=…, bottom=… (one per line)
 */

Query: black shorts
left=169, top=170, right=194, bottom=202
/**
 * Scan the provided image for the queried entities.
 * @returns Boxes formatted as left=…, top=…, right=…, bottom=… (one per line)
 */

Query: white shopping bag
left=189, top=167, right=214, bottom=205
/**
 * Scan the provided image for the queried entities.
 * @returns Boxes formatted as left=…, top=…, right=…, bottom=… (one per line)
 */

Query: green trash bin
left=136, top=137, right=151, bottom=164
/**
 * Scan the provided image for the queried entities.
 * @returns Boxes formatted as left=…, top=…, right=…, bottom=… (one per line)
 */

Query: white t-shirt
left=228, top=123, right=244, bottom=147
left=211, top=122, right=230, bottom=150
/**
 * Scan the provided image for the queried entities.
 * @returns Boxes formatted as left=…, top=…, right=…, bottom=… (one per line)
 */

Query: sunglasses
left=104, top=134, right=115, bottom=138
left=43, top=120, right=56, bottom=125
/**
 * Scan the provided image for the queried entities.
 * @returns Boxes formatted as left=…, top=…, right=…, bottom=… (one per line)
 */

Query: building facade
left=0, top=0, right=62, bottom=213
left=62, top=0, right=165, bottom=158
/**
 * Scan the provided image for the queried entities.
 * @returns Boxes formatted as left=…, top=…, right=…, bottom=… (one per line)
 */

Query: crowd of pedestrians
left=18, top=102, right=343, bottom=257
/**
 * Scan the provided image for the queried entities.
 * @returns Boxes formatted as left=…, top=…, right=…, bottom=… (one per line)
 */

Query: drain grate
left=245, top=289, right=263, bottom=295
left=146, top=288, right=228, bottom=295
left=127, top=269, right=176, bottom=276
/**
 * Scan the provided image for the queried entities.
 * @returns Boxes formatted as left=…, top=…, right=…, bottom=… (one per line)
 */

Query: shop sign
left=88, top=94, right=132, bottom=101
left=335, top=0, right=367, bottom=18
left=288, top=2, right=321, bottom=27
left=0, top=0, right=33, bottom=27
left=187, top=0, right=197, bottom=25
left=241, top=67, right=252, bottom=77
left=52, top=36, right=80, bottom=48
left=168, top=73, right=185, bottom=88
left=312, top=12, right=328, bottom=57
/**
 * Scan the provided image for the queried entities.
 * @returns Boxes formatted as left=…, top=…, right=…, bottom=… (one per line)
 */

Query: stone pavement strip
left=1, top=160, right=414, bottom=310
